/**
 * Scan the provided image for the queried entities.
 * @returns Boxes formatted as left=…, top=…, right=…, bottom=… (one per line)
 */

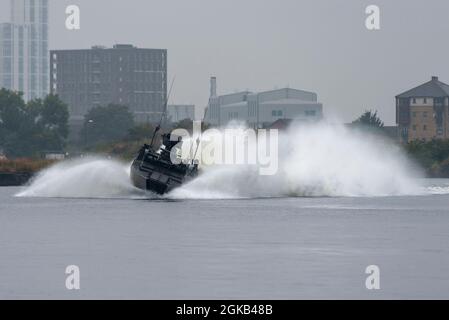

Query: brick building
left=396, top=76, right=449, bottom=143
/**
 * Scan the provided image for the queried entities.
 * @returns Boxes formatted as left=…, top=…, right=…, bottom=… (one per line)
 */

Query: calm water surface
left=1, top=181, right=449, bottom=299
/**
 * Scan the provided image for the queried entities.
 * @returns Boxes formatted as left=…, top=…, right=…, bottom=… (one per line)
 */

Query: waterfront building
left=205, top=77, right=323, bottom=127
left=396, top=76, right=449, bottom=143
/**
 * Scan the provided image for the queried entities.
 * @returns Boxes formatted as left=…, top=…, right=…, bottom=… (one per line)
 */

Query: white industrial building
left=205, top=77, right=323, bottom=127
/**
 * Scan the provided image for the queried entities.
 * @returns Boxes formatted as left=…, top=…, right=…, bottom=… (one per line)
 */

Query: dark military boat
left=130, top=132, right=199, bottom=195
left=130, top=79, right=200, bottom=195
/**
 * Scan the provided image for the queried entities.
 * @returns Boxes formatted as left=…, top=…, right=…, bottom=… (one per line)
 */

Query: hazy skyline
left=2, top=0, right=449, bottom=124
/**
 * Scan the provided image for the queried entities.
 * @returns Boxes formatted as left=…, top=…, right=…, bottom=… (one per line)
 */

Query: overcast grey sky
left=2, top=0, right=449, bottom=124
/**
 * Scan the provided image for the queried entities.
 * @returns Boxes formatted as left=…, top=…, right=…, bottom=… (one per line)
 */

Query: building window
left=423, top=125, right=427, bottom=131
left=272, top=110, right=283, bottom=117
left=412, top=112, right=417, bottom=117
left=228, top=112, right=238, bottom=120
left=412, top=98, right=416, bottom=104
left=423, top=111, right=428, bottom=118
left=306, top=110, right=316, bottom=116
left=423, top=98, right=427, bottom=104
left=412, top=125, right=417, bottom=131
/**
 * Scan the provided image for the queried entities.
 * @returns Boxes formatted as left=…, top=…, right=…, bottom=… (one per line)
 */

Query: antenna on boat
left=150, top=77, right=176, bottom=149
left=191, top=105, right=210, bottom=164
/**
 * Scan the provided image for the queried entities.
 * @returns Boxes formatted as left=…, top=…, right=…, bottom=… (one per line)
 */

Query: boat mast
left=150, top=77, right=176, bottom=149
left=191, top=104, right=210, bottom=164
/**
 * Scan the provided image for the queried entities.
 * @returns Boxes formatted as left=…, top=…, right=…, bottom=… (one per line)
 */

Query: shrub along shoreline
left=405, top=139, right=449, bottom=178
left=0, top=159, right=56, bottom=186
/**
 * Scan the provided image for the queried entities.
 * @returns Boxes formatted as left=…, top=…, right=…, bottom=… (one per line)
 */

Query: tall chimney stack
left=210, top=77, right=217, bottom=98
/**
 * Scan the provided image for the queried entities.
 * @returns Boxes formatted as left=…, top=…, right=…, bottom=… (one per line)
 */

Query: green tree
left=27, top=94, right=70, bottom=152
left=0, top=89, right=28, bottom=133
left=39, top=94, right=69, bottom=139
left=0, top=89, right=69, bottom=157
left=80, top=104, right=135, bottom=146
left=352, top=110, right=385, bottom=129
left=172, top=118, right=212, bottom=133
left=406, top=139, right=449, bottom=171
left=126, top=123, right=155, bottom=141
left=173, top=118, right=194, bottom=132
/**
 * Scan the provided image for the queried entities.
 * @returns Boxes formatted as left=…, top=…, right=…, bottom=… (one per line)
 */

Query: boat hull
left=130, top=159, right=194, bottom=195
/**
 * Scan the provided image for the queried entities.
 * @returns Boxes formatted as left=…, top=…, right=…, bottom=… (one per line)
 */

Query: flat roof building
left=50, top=44, right=167, bottom=123
left=205, top=77, right=323, bottom=127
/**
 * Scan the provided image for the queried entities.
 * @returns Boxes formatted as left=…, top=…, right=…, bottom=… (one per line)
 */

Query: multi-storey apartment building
left=0, top=0, right=49, bottom=101
left=50, top=44, right=167, bottom=123
left=396, top=76, right=449, bottom=143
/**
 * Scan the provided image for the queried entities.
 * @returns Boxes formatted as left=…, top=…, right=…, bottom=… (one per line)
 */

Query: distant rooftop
left=113, top=44, right=135, bottom=49
left=52, top=44, right=166, bottom=52
left=91, top=45, right=107, bottom=49
left=259, top=98, right=320, bottom=105
left=91, top=44, right=136, bottom=49
left=397, top=76, right=449, bottom=98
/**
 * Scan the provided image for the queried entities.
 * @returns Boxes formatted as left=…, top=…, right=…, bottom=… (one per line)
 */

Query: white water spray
left=170, top=123, right=424, bottom=199
left=17, top=123, right=435, bottom=200
left=16, top=157, right=144, bottom=199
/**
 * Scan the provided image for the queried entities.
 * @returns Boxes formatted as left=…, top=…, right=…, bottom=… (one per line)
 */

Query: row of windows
left=228, top=112, right=239, bottom=120
left=411, top=98, right=446, bottom=106
left=412, top=111, right=431, bottom=118
left=305, top=110, right=317, bottom=116
left=61, top=92, right=164, bottom=101
left=54, top=53, right=165, bottom=63
left=412, top=98, right=429, bottom=104
left=412, top=125, right=428, bottom=131
left=28, top=0, right=49, bottom=24
left=62, top=98, right=164, bottom=114
left=412, top=126, right=445, bottom=136
left=64, top=59, right=164, bottom=67
left=1, top=42, right=12, bottom=56
left=55, top=81, right=165, bottom=92
left=30, top=41, right=49, bottom=56
left=55, top=64, right=165, bottom=74
left=30, top=25, right=48, bottom=40
left=1, top=42, right=48, bottom=57
left=399, top=98, right=448, bottom=107
left=2, top=26, right=13, bottom=38
left=1, top=76, right=13, bottom=88
left=271, top=110, right=317, bottom=117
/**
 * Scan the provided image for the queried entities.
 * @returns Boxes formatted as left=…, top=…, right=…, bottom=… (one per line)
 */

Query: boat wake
left=16, top=157, right=147, bottom=199
left=15, top=124, right=449, bottom=200
left=170, top=123, right=425, bottom=199
left=422, top=180, right=449, bottom=195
